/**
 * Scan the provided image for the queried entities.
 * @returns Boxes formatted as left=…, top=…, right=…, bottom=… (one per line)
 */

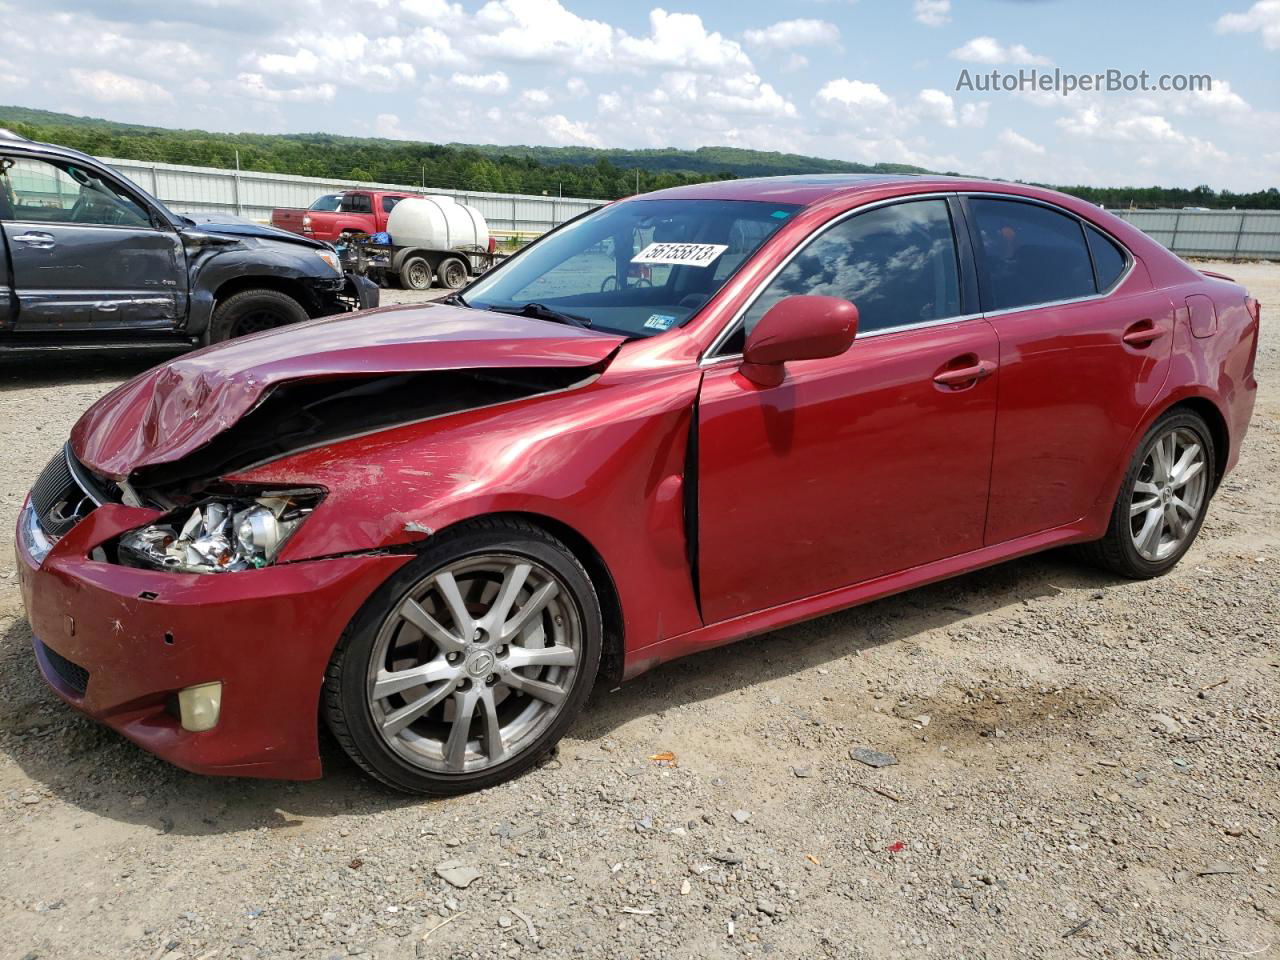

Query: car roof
left=635, top=173, right=1073, bottom=208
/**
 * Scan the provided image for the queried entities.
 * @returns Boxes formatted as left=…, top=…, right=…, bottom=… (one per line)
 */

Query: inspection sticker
left=643, top=313, right=678, bottom=331
left=631, top=242, right=728, bottom=267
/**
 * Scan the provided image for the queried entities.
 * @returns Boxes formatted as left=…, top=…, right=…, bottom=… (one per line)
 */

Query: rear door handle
left=1122, top=320, right=1163, bottom=347
left=11, top=231, right=55, bottom=249
left=933, top=359, right=996, bottom=389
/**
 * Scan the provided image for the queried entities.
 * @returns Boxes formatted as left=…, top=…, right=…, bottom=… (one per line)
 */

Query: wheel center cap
left=466, top=651, right=495, bottom=677
left=1161, top=487, right=1173, bottom=504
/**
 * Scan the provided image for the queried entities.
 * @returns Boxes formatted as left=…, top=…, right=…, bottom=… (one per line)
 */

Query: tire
left=1079, top=409, right=1215, bottom=579
left=437, top=256, right=468, bottom=290
left=208, top=288, right=309, bottom=343
left=400, top=256, right=432, bottom=290
left=323, top=518, right=603, bottom=795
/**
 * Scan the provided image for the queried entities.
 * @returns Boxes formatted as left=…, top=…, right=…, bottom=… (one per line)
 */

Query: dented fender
left=230, top=367, right=707, bottom=654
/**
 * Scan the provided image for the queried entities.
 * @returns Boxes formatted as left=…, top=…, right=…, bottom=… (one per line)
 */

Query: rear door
left=0, top=153, right=187, bottom=332
left=963, top=196, right=1175, bottom=544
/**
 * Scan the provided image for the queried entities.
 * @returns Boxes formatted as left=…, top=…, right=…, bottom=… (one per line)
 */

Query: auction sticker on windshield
left=632, top=242, right=728, bottom=267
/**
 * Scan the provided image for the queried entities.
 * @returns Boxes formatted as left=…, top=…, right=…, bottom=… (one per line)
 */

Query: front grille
left=36, top=638, right=90, bottom=697
left=29, top=446, right=109, bottom=539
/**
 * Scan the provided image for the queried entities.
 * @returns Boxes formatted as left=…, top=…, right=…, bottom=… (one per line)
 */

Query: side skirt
left=621, top=519, right=1098, bottom=679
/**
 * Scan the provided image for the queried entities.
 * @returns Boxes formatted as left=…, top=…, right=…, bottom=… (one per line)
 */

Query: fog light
left=177, top=681, right=222, bottom=732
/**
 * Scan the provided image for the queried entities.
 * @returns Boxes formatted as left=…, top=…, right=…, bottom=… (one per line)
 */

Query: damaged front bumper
left=16, top=498, right=409, bottom=780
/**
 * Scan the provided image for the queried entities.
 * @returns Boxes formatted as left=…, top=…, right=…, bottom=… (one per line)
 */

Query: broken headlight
left=118, top=491, right=321, bottom=574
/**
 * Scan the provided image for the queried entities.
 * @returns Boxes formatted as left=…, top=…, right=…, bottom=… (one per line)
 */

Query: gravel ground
left=0, top=266, right=1276, bottom=960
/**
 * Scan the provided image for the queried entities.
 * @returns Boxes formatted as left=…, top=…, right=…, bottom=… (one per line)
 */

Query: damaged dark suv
left=0, top=128, right=377, bottom=353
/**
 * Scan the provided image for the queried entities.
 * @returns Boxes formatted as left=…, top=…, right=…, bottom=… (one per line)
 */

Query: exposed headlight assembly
left=315, top=249, right=342, bottom=273
left=118, top=490, right=321, bottom=574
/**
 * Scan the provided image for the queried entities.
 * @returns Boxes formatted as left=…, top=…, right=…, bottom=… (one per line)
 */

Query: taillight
left=302, top=215, right=313, bottom=233
left=1246, top=297, right=1260, bottom=324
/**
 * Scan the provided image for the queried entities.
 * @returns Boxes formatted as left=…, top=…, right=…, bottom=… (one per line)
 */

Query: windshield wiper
left=441, top=292, right=470, bottom=307
left=490, top=302, right=592, bottom=329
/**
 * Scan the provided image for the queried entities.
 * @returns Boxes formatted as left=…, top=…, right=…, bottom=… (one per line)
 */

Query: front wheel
left=1081, top=410, right=1214, bottom=579
left=323, top=519, right=602, bottom=794
left=207, top=288, right=310, bottom=343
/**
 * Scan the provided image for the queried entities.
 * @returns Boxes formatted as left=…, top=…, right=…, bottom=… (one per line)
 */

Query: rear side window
left=1085, top=224, right=1127, bottom=291
left=382, top=195, right=406, bottom=213
left=726, top=198, right=962, bottom=352
left=969, top=198, right=1095, bottom=311
left=344, top=193, right=373, bottom=214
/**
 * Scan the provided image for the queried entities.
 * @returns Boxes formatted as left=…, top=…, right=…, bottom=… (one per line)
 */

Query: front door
left=696, top=197, right=1000, bottom=624
left=0, top=154, right=186, bottom=332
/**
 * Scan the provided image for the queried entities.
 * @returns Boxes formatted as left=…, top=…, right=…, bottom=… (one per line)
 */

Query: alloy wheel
left=1129, top=426, right=1208, bottom=562
left=365, top=554, right=582, bottom=774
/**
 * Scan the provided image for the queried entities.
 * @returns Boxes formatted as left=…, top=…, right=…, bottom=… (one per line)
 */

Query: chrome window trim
left=701, top=189, right=1137, bottom=366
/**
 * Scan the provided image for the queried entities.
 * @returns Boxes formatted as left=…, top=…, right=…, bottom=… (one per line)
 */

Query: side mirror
left=739, top=295, right=859, bottom=387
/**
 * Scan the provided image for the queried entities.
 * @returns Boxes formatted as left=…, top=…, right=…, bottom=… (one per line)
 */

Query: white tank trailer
left=377, top=196, right=494, bottom=290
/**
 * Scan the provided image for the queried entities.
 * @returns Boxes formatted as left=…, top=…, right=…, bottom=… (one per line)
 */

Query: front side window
left=969, top=198, right=1096, bottom=311
left=718, top=198, right=963, bottom=355
left=466, top=199, right=799, bottom=338
left=309, top=194, right=342, bottom=212
left=0, top=156, right=150, bottom=227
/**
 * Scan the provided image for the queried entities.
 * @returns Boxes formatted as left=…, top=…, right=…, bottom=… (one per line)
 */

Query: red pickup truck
left=271, top=190, right=411, bottom=243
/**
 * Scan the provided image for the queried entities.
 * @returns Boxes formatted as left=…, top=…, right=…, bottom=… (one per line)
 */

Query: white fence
left=100, top=157, right=604, bottom=238
left=90, top=159, right=1280, bottom=260
left=1109, top=208, right=1280, bottom=261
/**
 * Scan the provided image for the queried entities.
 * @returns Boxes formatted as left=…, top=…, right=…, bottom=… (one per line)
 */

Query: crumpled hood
left=71, top=304, right=624, bottom=480
left=184, top=215, right=329, bottom=248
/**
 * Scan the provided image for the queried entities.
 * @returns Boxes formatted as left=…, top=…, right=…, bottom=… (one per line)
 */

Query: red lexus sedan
left=17, top=175, right=1259, bottom=794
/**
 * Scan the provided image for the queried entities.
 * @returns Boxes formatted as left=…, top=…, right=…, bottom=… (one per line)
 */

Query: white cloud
left=913, top=0, right=951, bottom=27
left=950, top=36, right=1051, bottom=65
left=374, top=113, right=408, bottom=138
left=916, top=88, right=958, bottom=126
left=743, top=19, right=840, bottom=49
left=597, top=92, right=623, bottom=114
left=817, top=78, right=892, bottom=110
left=541, top=114, right=602, bottom=146
left=449, top=70, right=510, bottom=94
left=654, top=71, right=796, bottom=118
left=237, top=73, right=336, bottom=102
left=997, top=128, right=1046, bottom=155
left=69, top=69, right=173, bottom=104
left=0, top=57, right=27, bottom=90
left=469, top=0, right=615, bottom=68
left=1216, top=1, right=1280, bottom=50
left=566, top=77, right=589, bottom=97
left=618, top=10, right=752, bottom=73
left=521, top=88, right=551, bottom=106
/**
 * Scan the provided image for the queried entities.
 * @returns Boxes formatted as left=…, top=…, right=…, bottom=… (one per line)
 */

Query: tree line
left=2, top=106, right=1276, bottom=209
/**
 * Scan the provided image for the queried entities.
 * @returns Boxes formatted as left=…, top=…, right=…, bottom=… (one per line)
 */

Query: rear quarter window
left=1085, top=224, right=1128, bottom=291
left=969, top=198, right=1096, bottom=311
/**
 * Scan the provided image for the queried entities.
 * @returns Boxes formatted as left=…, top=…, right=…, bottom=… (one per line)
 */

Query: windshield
left=309, top=194, right=342, bottom=212
left=466, top=199, right=800, bottom=337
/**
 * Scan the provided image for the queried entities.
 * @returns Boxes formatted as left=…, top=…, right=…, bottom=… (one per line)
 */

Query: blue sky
left=1, top=0, right=1277, bottom=190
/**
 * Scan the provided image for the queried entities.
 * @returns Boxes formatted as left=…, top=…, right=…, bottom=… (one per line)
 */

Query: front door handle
left=933, top=358, right=996, bottom=389
left=11, top=231, right=55, bottom=249
left=1122, top=319, right=1164, bottom=347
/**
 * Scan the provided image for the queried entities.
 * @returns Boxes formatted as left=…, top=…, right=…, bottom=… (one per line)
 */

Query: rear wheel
left=1080, top=410, right=1214, bottom=579
left=207, top=288, right=309, bottom=343
left=437, top=256, right=468, bottom=289
left=323, top=519, right=602, bottom=795
left=400, top=256, right=433, bottom=290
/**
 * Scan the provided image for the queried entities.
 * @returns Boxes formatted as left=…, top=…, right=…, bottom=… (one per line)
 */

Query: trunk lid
left=71, top=303, right=624, bottom=480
